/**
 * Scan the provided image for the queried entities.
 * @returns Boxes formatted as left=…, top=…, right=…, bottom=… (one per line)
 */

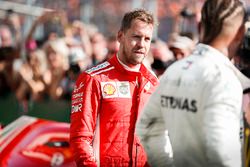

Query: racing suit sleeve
left=70, top=73, right=101, bottom=167
left=136, top=86, right=173, bottom=167
left=203, top=72, right=243, bottom=167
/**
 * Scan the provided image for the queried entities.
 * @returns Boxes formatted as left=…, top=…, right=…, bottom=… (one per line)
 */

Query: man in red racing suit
left=70, top=9, right=158, bottom=167
left=70, top=55, right=158, bottom=166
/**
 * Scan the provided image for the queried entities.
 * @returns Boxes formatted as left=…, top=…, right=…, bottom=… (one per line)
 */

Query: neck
left=208, top=39, right=230, bottom=59
left=116, top=53, right=141, bottom=72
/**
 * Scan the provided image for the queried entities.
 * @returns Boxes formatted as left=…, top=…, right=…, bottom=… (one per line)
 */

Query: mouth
left=134, top=50, right=145, bottom=55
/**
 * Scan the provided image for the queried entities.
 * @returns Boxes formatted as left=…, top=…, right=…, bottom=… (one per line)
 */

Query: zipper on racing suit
left=129, top=76, right=141, bottom=167
left=135, top=76, right=142, bottom=167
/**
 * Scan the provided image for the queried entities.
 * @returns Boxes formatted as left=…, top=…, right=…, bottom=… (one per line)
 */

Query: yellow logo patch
left=101, top=82, right=131, bottom=98
left=103, top=83, right=116, bottom=96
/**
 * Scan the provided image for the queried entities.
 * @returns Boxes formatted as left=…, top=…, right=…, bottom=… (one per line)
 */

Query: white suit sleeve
left=136, top=85, right=173, bottom=167
left=203, top=72, right=243, bottom=167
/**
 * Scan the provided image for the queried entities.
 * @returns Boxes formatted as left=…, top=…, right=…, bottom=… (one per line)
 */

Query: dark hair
left=201, top=0, right=245, bottom=44
left=119, top=9, right=155, bottom=32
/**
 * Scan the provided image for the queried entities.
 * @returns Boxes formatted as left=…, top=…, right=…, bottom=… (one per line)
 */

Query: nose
left=137, top=38, right=145, bottom=48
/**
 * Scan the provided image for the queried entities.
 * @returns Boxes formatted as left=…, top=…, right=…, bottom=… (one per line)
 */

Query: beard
left=122, top=46, right=146, bottom=66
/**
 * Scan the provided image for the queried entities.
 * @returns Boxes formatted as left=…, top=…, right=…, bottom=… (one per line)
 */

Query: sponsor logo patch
left=102, top=82, right=117, bottom=98
left=73, top=82, right=84, bottom=93
left=85, top=62, right=110, bottom=74
left=72, top=98, right=83, bottom=105
left=72, top=92, right=84, bottom=99
left=161, top=95, right=197, bottom=113
left=71, top=104, right=83, bottom=113
left=117, top=82, right=131, bottom=98
left=101, top=81, right=131, bottom=98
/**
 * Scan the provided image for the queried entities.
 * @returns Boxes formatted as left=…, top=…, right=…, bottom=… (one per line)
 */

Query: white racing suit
left=136, top=44, right=250, bottom=167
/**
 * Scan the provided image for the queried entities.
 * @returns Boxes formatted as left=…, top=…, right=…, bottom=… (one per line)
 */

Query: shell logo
left=103, top=83, right=116, bottom=96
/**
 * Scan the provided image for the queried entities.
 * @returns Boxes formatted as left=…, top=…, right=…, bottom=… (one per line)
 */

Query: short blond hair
left=119, top=9, right=156, bottom=32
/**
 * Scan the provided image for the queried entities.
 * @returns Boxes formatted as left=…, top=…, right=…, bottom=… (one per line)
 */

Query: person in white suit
left=136, top=0, right=250, bottom=166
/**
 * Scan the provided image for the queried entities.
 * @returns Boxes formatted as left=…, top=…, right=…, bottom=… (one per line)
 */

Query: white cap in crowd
left=68, top=47, right=87, bottom=65
left=168, top=35, right=194, bottom=51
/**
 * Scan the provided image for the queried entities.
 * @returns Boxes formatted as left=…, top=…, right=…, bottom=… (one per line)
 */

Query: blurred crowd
left=0, top=11, right=119, bottom=112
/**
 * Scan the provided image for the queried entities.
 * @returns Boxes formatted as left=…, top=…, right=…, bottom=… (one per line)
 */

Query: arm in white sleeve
left=136, top=86, right=173, bottom=167
left=203, top=73, right=243, bottom=167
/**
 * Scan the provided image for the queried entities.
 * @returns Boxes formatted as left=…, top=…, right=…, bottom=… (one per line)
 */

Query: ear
left=197, top=22, right=204, bottom=42
left=117, top=30, right=123, bottom=43
left=235, top=23, right=245, bottom=41
left=197, top=22, right=201, bottom=34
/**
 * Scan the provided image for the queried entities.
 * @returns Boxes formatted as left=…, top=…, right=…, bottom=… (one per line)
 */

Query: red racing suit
left=70, top=55, right=158, bottom=167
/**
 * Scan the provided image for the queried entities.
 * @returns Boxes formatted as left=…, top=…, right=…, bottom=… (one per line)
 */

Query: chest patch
left=101, top=81, right=131, bottom=98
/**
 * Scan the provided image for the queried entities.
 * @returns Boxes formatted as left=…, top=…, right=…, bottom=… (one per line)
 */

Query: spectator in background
left=151, top=39, right=175, bottom=77
left=70, top=9, right=158, bottom=166
left=43, top=38, right=69, bottom=100
left=68, top=47, right=90, bottom=72
left=15, top=49, right=47, bottom=112
left=90, top=32, right=108, bottom=66
left=0, top=46, right=19, bottom=96
left=136, top=0, right=248, bottom=166
left=70, top=20, right=93, bottom=57
left=66, top=0, right=81, bottom=22
left=0, top=23, right=20, bottom=96
left=4, top=11, right=22, bottom=48
left=25, top=11, right=67, bottom=48
left=0, top=25, right=13, bottom=47
left=43, top=11, right=67, bottom=41
left=61, top=46, right=89, bottom=100
left=168, top=33, right=194, bottom=60
left=105, top=35, right=120, bottom=60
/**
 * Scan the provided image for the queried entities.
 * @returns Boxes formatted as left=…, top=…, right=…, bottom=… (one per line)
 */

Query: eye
left=133, top=35, right=141, bottom=39
left=145, top=37, right=151, bottom=42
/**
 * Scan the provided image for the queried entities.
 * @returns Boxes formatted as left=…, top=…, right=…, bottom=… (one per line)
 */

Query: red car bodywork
left=0, top=116, right=76, bottom=167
